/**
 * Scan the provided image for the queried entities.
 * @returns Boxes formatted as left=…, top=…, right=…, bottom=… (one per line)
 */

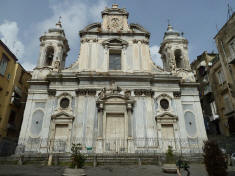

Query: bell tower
left=37, top=19, right=69, bottom=71
left=159, top=24, right=191, bottom=72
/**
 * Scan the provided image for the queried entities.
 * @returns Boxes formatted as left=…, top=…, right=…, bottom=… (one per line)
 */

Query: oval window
left=60, top=98, right=70, bottom=109
left=160, top=99, right=169, bottom=110
left=184, top=111, right=197, bottom=136
left=30, top=110, right=44, bottom=136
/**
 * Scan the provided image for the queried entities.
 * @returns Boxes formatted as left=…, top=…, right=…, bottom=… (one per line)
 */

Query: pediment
left=156, top=112, right=178, bottom=120
left=104, top=95, right=127, bottom=102
left=102, top=8, right=129, bottom=16
left=51, top=111, right=74, bottom=120
left=102, top=38, right=128, bottom=46
left=79, top=23, right=101, bottom=34
left=130, top=23, right=150, bottom=35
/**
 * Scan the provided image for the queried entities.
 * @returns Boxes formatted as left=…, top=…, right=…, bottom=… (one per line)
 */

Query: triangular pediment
left=102, top=38, right=128, bottom=46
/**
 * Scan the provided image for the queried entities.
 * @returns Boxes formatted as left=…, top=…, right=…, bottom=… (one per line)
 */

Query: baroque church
left=17, top=4, right=207, bottom=154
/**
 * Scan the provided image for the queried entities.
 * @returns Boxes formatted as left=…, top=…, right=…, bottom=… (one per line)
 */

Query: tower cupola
left=159, top=24, right=191, bottom=72
left=37, top=19, right=69, bottom=71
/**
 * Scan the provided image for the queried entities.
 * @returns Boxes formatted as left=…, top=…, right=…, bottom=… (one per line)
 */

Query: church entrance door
left=161, top=124, right=176, bottom=152
left=105, top=113, right=126, bottom=153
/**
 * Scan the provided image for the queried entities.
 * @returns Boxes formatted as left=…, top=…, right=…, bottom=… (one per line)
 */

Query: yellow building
left=0, top=40, right=31, bottom=138
left=214, top=13, right=235, bottom=136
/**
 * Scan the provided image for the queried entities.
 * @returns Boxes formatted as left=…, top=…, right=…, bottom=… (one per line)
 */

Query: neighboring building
left=17, top=4, right=207, bottom=155
left=191, top=52, right=222, bottom=136
left=0, top=40, right=31, bottom=138
left=214, top=12, right=235, bottom=136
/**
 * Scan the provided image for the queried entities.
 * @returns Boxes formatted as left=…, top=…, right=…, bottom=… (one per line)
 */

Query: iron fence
left=13, top=137, right=207, bottom=155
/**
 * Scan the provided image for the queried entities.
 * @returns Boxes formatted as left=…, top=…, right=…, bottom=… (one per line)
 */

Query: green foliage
left=71, top=143, right=85, bottom=168
left=165, top=146, right=175, bottom=164
left=203, top=140, right=227, bottom=176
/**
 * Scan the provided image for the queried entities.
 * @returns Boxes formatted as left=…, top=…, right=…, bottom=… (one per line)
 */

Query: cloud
left=0, top=20, right=24, bottom=58
left=21, top=62, right=35, bottom=71
left=150, top=45, right=163, bottom=67
left=33, top=0, right=108, bottom=66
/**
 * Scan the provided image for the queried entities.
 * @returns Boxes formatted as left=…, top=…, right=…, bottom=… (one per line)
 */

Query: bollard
left=138, top=158, right=141, bottom=166
left=17, top=155, right=24, bottom=165
left=48, top=154, right=53, bottom=166
left=93, top=155, right=97, bottom=167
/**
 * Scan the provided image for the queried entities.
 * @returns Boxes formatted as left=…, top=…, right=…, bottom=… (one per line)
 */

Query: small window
left=45, top=47, right=54, bottom=66
left=0, top=54, right=9, bottom=76
left=60, top=98, right=70, bottom=109
left=109, top=50, right=121, bottom=70
left=160, top=99, right=169, bottom=110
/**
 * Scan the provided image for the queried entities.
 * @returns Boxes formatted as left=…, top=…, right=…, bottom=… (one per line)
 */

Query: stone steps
left=62, top=168, right=86, bottom=176
left=0, top=153, right=203, bottom=166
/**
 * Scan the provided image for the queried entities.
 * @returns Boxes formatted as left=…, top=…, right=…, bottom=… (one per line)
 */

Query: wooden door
left=161, top=124, right=175, bottom=152
left=53, top=124, right=68, bottom=152
left=105, top=114, right=125, bottom=153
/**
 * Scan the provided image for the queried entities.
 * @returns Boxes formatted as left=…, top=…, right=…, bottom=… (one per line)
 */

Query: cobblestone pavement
left=0, top=165, right=64, bottom=176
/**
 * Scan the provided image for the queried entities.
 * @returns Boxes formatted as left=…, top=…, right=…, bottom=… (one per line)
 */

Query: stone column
left=122, top=44, right=127, bottom=71
left=96, top=102, right=104, bottom=153
left=104, top=44, right=108, bottom=71
left=126, top=98, right=135, bottom=153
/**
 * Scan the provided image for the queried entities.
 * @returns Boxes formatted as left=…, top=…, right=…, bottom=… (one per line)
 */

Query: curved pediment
left=102, top=94, right=128, bottom=101
left=156, top=112, right=178, bottom=121
left=79, top=23, right=101, bottom=35
left=156, top=93, right=173, bottom=100
left=51, top=111, right=74, bottom=120
left=130, top=23, right=150, bottom=36
left=102, top=38, right=128, bottom=46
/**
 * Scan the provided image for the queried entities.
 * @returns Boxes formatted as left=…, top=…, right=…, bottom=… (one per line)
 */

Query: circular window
left=160, top=99, right=169, bottom=110
left=60, top=98, right=70, bottom=109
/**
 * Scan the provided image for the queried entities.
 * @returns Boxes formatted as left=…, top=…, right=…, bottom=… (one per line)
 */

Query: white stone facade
left=17, top=4, right=207, bottom=154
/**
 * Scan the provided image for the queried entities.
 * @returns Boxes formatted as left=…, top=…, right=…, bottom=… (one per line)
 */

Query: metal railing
left=13, top=137, right=207, bottom=155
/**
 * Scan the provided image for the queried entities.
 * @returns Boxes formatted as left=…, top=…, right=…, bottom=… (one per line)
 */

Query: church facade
left=17, top=4, right=207, bottom=154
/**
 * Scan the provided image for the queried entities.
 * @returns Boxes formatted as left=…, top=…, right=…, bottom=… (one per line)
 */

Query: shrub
left=203, top=140, right=227, bottom=176
left=165, top=146, right=175, bottom=164
left=71, top=143, right=86, bottom=168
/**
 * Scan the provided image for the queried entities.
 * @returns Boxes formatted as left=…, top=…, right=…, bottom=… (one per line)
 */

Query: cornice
left=79, top=31, right=150, bottom=38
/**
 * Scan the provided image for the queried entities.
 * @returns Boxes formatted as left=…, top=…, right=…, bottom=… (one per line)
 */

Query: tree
left=71, top=143, right=85, bottom=168
left=165, top=146, right=175, bottom=164
left=203, top=140, right=227, bottom=176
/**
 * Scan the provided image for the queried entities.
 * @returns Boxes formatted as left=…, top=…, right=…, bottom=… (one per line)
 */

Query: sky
left=0, top=0, right=234, bottom=71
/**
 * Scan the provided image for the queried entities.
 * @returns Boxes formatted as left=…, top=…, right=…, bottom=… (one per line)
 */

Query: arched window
left=45, top=47, right=54, bottom=66
left=174, top=49, right=183, bottom=68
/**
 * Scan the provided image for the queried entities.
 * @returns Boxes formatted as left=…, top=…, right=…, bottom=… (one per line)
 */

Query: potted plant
left=162, top=146, right=177, bottom=173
